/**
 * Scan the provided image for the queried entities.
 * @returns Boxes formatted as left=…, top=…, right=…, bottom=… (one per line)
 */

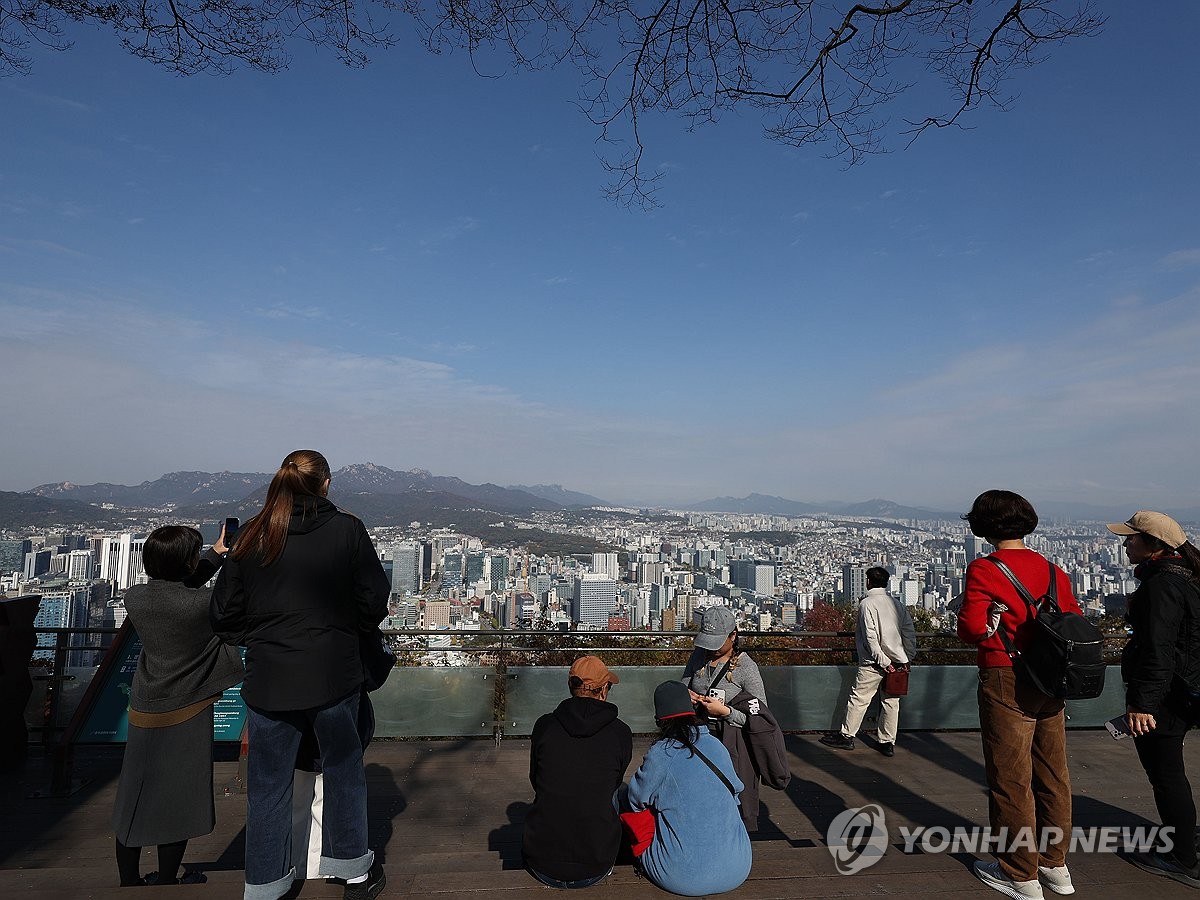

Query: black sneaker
left=344, top=862, right=386, bottom=900
left=878, top=742, right=895, bottom=757
left=1129, top=851, right=1200, bottom=888
left=819, top=732, right=855, bottom=750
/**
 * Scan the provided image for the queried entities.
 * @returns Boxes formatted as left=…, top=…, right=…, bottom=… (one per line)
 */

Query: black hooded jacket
left=522, top=696, right=633, bottom=881
left=210, top=496, right=390, bottom=711
left=1122, top=557, right=1200, bottom=721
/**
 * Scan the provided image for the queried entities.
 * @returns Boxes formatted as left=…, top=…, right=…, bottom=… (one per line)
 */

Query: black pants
left=1134, top=729, right=1197, bottom=867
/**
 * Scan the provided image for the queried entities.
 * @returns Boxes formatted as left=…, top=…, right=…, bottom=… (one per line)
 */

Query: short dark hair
left=142, top=526, right=203, bottom=581
left=962, top=490, right=1039, bottom=542
left=866, top=566, right=890, bottom=589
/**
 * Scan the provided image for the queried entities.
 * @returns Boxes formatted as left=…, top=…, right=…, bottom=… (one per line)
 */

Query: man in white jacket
left=820, top=566, right=917, bottom=757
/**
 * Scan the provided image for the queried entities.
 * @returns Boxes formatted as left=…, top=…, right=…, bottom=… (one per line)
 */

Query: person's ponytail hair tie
left=232, top=450, right=331, bottom=566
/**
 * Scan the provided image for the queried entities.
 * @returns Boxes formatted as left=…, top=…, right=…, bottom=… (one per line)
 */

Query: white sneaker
left=1037, top=865, right=1075, bottom=895
left=973, top=860, right=1045, bottom=900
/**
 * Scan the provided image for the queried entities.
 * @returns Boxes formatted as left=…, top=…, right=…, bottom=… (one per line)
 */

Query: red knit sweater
left=957, top=548, right=1082, bottom=669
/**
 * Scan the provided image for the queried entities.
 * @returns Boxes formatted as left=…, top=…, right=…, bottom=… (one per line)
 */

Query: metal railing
left=26, top=626, right=1127, bottom=746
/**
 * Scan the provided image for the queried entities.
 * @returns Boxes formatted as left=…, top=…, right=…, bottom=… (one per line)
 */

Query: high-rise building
left=649, top=582, right=673, bottom=620
left=32, top=592, right=73, bottom=661
left=591, top=552, right=621, bottom=579
left=99, top=534, right=146, bottom=591
left=573, top=574, right=618, bottom=627
left=23, top=549, right=52, bottom=580
left=424, top=599, right=452, bottom=628
left=0, top=540, right=27, bottom=573
left=530, top=573, right=552, bottom=602
left=394, top=599, right=419, bottom=627
left=66, top=549, right=94, bottom=582
left=674, top=592, right=698, bottom=629
left=751, top=564, right=776, bottom=598
left=842, top=563, right=868, bottom=604
left=490, top=554, right=509, bottom=591
left=899, top=579, right=921, bottom=606
left=465, top=551, right=488, bottom=587
left=637, top=561, right=666, bottom=585
left=388, top=542, right=422, bottom=597
left=730, top=560, right=775, bottom=597
left=965, top=535, right=990, bottom=563
left=441, top=551, right=463, bottom=596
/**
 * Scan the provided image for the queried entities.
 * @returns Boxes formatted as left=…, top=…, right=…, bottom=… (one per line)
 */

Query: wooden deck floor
left=2, top=731, right=1199, bottom=898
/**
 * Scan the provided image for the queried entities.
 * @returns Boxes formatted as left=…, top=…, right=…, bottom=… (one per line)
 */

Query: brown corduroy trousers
left=977, top=667, right=1073, bottom=882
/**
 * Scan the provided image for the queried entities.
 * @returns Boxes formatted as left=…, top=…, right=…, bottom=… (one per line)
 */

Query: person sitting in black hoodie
left=523, top=655, right=633, bottom=889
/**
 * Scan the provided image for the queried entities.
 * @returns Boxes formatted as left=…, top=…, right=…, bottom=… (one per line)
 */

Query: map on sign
left=71, top=624, right=246, bottom=743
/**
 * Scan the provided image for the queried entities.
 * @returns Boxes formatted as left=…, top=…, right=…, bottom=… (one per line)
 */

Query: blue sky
left=3, top=3, right=1199, bottom=510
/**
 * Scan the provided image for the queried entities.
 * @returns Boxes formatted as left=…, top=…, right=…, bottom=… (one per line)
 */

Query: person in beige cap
left=1106, top=511, right=1200, bottom=888
left=523, top=655, right=632, bottom=889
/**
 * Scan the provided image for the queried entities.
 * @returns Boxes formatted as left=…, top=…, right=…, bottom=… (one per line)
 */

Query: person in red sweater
left=957, top=490, right=1082, bottom=900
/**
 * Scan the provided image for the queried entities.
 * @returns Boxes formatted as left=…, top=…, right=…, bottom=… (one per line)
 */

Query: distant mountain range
left=507, top=484, right=610, bottom=507
left=8, top=470, right=1200, bottom=531
left=28, top=471, right=271, bottom=507
left=6, top=464, right=563, bottom=530
left=690, top=493, right=952, bottom=521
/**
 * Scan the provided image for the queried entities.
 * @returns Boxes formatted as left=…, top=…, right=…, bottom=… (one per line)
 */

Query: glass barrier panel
left=502, top=665, right=1125, bottom=737
left=371, top=667, right=495, bottom=738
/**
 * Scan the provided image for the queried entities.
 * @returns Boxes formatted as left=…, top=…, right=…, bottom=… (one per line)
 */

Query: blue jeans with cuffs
left=244, top=690, right=371, bottom=900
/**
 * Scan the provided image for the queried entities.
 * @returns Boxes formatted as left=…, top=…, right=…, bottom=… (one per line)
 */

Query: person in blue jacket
left=626, top=681, right=752, bottom=896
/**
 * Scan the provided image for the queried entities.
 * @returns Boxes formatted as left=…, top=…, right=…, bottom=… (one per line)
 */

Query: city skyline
left=3, top=3, right=1199, bottom=510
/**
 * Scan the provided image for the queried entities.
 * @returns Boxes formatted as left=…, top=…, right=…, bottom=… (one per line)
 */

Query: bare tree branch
left=3, top=0, right=1104, bottom=205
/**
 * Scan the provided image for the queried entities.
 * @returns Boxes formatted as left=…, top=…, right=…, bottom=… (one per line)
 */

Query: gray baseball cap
left=694, top=606, right=737, bottom=651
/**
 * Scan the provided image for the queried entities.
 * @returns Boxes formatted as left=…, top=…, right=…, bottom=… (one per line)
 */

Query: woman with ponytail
left=212, top=451, right=390, bottom=900
left=1107, top=511, right=1200, bottom=888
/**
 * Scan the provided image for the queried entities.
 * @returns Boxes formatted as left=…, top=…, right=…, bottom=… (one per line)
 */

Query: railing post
left=493, top=629, right=508, bottom=745
left=41, top=631, right=70, bottom=748
left=48, top=631, right=74, bottom=795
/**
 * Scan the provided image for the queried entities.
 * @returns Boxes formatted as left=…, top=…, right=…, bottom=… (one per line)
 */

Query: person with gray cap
left=682, top=605, right=768, bottom=830
left=1107, top=511, right=1200, bottom=888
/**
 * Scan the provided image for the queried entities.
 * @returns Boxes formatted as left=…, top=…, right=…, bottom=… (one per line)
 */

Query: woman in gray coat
left=111, top=525, right=243, bottom=886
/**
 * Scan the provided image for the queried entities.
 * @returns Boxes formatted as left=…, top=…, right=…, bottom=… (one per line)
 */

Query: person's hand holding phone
left=695, top=693, right=731, bottom=719
left=1125, top=709, right=1157, bottom=736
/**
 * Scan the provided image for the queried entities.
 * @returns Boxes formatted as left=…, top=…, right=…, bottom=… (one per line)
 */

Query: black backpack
left=984, top=557, right=1106, bottom=700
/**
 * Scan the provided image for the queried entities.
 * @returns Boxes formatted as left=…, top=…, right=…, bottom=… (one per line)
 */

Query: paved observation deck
left=3, top=730, right=1199, bottom=899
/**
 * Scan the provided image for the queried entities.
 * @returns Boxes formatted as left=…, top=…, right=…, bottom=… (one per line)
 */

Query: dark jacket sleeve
left=350, top=519, right=390, bottom=632
left=619, top=721, right=633, bottom=779
left=184, top=547, right=224, bottom=589
left=210, top=558, right=247, bottom=646
left=529, top=714, right=548, bottom=789
left=1126, top=576, right=1189, bottom=715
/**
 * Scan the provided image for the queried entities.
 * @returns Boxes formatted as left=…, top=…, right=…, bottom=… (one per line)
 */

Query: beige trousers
left=840, top=664, right=901, bottom=744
